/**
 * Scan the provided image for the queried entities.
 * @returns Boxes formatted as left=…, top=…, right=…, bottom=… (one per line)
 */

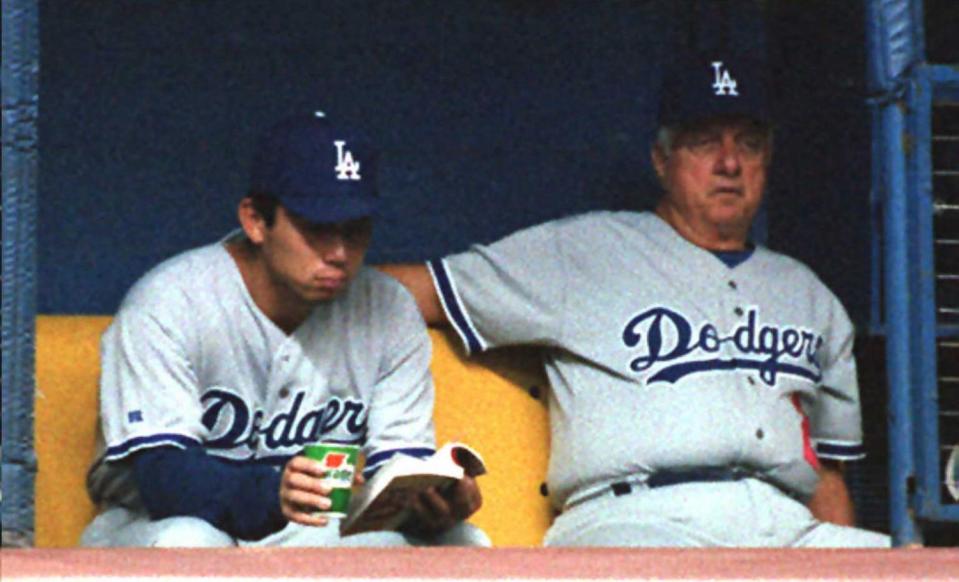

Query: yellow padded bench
left=34, top=315, right=552, bottom=547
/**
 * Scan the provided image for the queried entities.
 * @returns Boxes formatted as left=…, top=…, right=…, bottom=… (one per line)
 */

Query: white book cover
left=340, top=442, right=486, bottom=536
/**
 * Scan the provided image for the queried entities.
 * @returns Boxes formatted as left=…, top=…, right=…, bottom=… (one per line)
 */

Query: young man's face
left=653, top=118, right=771, bottom=241
left=259, top=206, right=372, bottom=304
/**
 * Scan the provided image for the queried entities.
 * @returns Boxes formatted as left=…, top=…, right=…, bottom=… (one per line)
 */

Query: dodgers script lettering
left=201, top=388, right=367, bottom=453
left=622, top=306, right=823, bottom=386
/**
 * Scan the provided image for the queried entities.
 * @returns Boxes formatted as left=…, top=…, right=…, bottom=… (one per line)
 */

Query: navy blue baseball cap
left=658, top=52, right=772, bottom=128
left=250, top=112, right=378, bottom=224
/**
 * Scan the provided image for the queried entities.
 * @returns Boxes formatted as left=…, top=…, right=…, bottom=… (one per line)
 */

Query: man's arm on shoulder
left=369, top=268, right=483, bottom=534
left=807, top=460, right=856, bottom=526
left=377, top=264, right=448, bottom=326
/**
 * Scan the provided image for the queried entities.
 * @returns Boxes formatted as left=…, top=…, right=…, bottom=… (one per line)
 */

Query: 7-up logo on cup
left=324, top=452, right=347, bottom=467
left=303, top=442, right=361, bottom=518
left=319, top=452, right=355, bottom=487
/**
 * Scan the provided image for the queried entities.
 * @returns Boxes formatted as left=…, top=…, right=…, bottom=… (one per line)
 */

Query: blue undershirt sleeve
left=132, top=446, right=287, bottom=541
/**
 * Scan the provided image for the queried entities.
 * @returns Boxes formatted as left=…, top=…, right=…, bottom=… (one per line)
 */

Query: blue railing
left=867, top=0, right=959, bottom=545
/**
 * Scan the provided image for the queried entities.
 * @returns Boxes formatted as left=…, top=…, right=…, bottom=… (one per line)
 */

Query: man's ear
left=763, top=141, right=774, bottom=169
left=238, top=197, right=266, bottom=244
left=651, top=146, right=668, bottom=187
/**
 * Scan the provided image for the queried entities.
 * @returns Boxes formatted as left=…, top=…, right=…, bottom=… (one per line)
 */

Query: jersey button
left=734, top=307, right=744, bottom=317
left=755, top=428, right=765, bottom=440
left=279, top=388, right=290, bottom=398
left=747, top=376, right=756, bottom=386
left=728, top=280, right=737, bottom=290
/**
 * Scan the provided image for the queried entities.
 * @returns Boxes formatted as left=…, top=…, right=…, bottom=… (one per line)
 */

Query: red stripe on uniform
left=791, top=393, right=820, bottom=470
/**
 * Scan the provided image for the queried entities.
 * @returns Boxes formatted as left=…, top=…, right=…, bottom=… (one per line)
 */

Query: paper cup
left=303, top=442, right=361, bottom=518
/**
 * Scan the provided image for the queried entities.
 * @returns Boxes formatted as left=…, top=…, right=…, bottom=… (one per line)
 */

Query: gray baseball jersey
left=88, top=231, right=436, bottom=508
left=429, top=211, right=864, bottom=510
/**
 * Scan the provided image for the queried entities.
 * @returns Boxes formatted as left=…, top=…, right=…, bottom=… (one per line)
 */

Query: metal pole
left=881, top=99, right=922, bottom=546
left=1, top=0, right=39, bottom=548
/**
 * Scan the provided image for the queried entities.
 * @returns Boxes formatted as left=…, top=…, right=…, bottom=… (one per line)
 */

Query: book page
left=340, top=441, right=485, bottom=535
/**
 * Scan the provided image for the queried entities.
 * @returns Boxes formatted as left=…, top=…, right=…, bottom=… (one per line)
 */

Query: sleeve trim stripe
left=311, top=437, right=363, bottom=446
left=364, top=447, right=435, bottom=475
left=428, top=259, right=486, bottom=355
left=105, top=433, right=201, bottom=460
left=814, top=439, right=863, bottom=447
left=818, top=452, right=867, bottom=461
left=815, top=441, right=865, bottom=458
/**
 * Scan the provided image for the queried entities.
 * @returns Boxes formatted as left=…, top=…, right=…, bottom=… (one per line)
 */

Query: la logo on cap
left=711, top=61, right=738, bottom=96
left=334, top=140, right=361, bottom=181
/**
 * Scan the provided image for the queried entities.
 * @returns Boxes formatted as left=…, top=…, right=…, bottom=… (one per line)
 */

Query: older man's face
left=653, top=118, right=771, bottom=243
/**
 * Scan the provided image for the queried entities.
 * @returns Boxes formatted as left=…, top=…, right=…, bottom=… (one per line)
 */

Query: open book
left=340, top=442, right=486, bottom=536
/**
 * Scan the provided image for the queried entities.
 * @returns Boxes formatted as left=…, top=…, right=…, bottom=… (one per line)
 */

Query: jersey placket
left=723, top=272, right=762, bottom=389
left=716, top=263, right=770, bottom=465
left=270, top=337, right=301, bottom=398
left=253, top=336, right=315, bottom=455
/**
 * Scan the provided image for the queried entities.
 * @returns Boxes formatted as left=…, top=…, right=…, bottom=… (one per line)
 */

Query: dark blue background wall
left=38, top=0, right=871, bottom=324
